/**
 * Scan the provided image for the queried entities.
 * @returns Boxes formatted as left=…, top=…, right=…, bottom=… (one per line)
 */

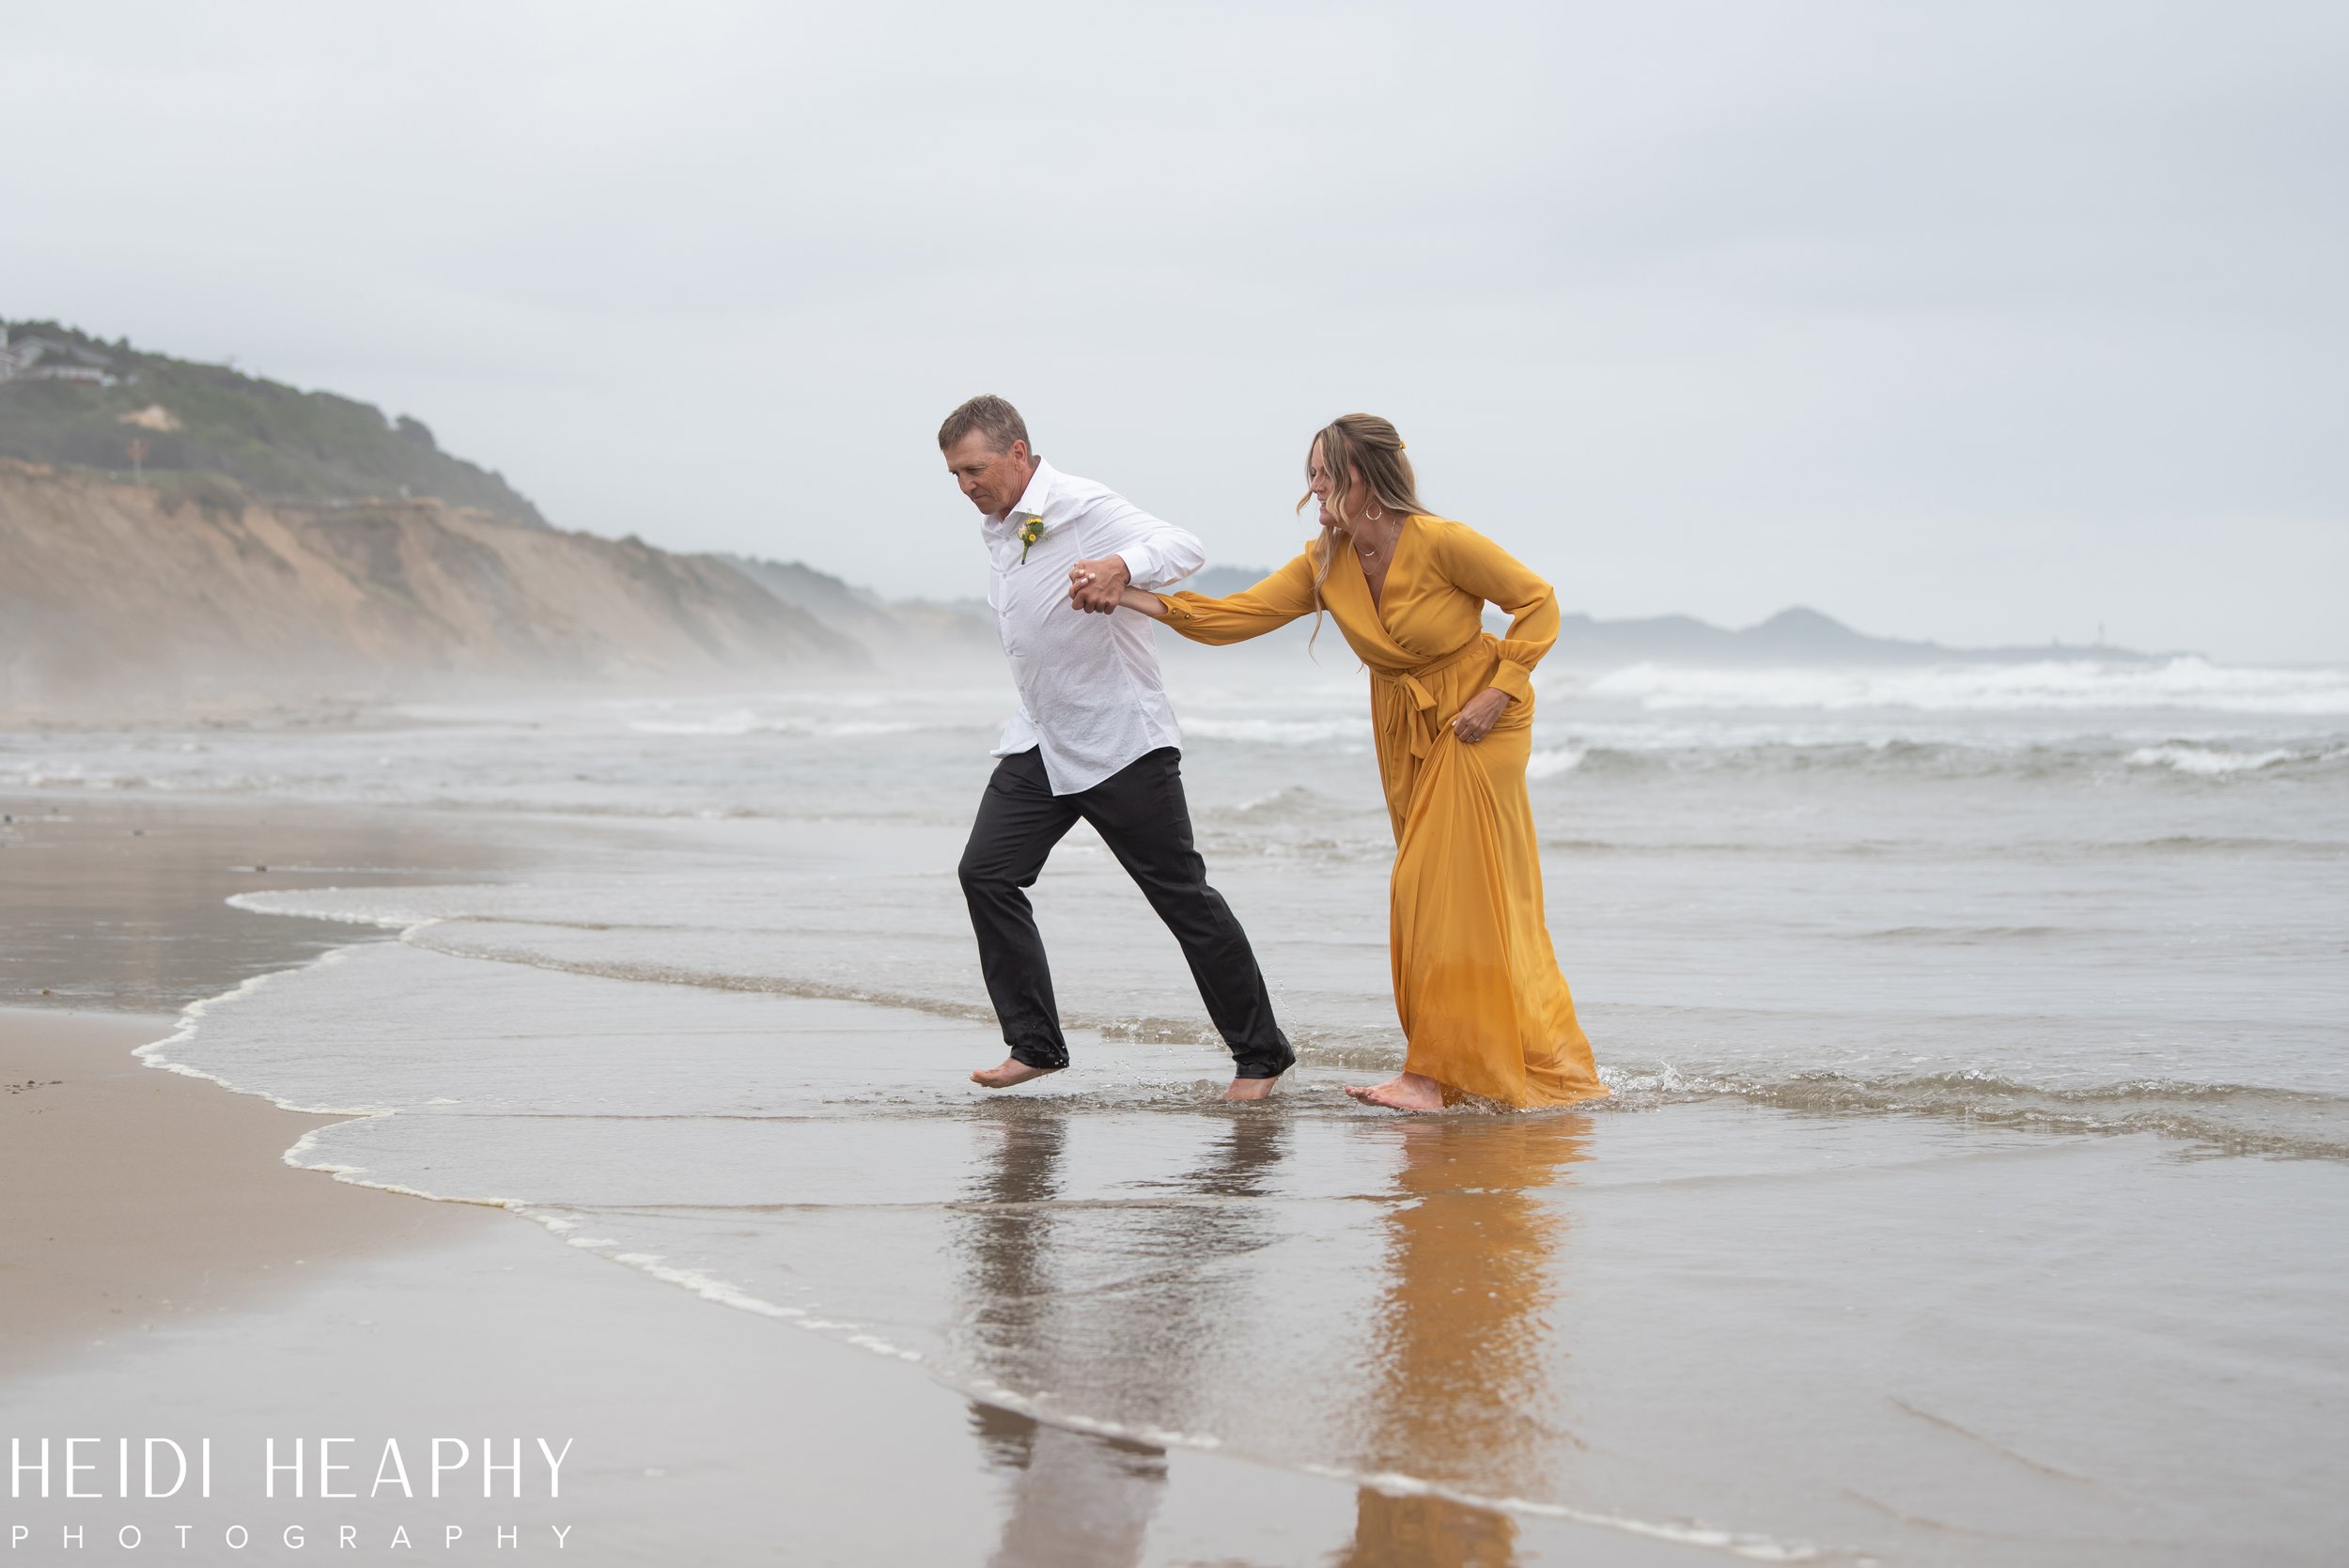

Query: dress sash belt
left=1371, top=634, right=1499, bottom=760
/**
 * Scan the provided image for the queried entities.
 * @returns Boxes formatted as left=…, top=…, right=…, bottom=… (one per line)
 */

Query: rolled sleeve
left=1090, top=500, right=1206, bottom=590
left=1115, top=532, right=1205, bottom=589
left=1486, top=659, right=1535, bottom=705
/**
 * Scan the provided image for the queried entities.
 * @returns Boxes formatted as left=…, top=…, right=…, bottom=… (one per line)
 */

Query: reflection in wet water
left=957, top=1110, right=1160, bottom=1565
left=1340, top=1492, right=1521, bottom=1568
left=957, top=1108, right=1294, bottom=1564
left=1336, top=1115, right=1594, bottom=1568
left=971, top=1404, right=1167, bottom=1568
left=955, top=1109, right=1593, bottom=1566
left=1357, top=1116, right=1591, bottom=1485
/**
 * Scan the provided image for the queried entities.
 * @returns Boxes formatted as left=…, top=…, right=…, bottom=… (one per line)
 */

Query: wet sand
left=0, top=1007, right=490, bottom=1379
left=2, top=796, right=537, bottom=1374
left=0, top=800, right=1724, bottom=1565
left=0, top=795, right=529, bottom=1013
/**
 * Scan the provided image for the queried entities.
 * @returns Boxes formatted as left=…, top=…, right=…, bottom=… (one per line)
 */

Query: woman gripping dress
left=1078, top=413, right=1608, bottom=1111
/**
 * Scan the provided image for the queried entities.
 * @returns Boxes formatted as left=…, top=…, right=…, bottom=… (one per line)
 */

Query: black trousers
left=957, top=746, right=1293, bottom=1077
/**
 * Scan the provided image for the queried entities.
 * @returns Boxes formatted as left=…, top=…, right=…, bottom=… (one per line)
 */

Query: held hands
left=1451, top=688, right=1510, bottom=744
left=1066, top=555, right=1131, bottom=613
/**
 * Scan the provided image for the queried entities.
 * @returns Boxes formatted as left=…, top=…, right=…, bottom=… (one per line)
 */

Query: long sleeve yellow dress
left=1154, top=516, right=1607, bottom=1108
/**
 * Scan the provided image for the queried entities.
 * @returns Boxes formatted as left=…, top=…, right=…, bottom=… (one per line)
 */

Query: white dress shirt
left=980, top=458, right=1206, bottom=794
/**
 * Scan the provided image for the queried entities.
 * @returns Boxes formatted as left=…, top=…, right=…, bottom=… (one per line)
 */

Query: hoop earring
left=1365, top=504, right=1385, bottom=524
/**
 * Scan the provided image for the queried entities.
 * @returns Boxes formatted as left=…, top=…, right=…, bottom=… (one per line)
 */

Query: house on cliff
left=0, top=327, right=119, bottom=387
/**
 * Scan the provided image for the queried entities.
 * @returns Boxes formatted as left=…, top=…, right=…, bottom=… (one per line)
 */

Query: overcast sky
left=7, top=1, right=2343, bottom=660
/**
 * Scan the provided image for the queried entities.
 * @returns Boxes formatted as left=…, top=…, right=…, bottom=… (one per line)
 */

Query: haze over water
left=11, top=647, right=2348, bottom=1563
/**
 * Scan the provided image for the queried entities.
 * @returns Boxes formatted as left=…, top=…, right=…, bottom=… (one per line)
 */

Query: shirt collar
left=985, top=458, right=1058, bottom=535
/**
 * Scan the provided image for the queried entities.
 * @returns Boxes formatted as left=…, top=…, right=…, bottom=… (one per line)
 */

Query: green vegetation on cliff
left=0, top=318, right=545, bottom=526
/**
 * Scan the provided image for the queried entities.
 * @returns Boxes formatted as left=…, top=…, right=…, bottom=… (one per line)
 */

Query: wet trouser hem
left=1229, top=1037, right=1297, bottom=1079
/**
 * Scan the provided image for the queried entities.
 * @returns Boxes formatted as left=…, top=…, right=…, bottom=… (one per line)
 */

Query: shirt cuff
left=1154, top=592, right=1193, bottom=621
left=1489, top=660, right=1534, bottom=705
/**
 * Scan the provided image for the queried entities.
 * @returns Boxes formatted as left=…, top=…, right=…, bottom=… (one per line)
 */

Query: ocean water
left=10, top=648, right=2349, bottom=1563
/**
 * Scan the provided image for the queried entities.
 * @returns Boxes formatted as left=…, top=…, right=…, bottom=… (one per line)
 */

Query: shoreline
left=1, top=794, right=1730, bottom=1564
left=0, top=1006, right=497, bottom=1382
left=0, top=1004, right=1733, bottom=1566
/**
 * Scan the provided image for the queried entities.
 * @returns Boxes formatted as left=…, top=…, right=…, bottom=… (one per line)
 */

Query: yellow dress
left=1156, top=516, right=1606, bottom=1108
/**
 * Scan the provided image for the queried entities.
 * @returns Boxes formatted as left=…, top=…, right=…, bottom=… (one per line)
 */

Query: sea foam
left=1583, top=657, right=2349, bottom=714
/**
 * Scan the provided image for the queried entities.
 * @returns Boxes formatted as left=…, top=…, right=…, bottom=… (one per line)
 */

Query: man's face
left=943, top=432, right=1034, bottom=518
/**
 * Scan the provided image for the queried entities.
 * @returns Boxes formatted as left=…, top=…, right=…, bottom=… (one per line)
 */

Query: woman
left=1096, top=413, right=1605, bottom=1111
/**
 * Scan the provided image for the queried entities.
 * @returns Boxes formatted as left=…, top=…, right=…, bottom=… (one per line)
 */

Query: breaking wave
left=627, top=709, right=937, bottom=738
left=1584, top=658, right=2349, bottom=716
left=2125, top=742, right=2314, bottom=776
left=1603, top=1065, right=2349, bottom=1161
left=1507, top=736, right=2349, bottom=784
left=1183, top=716, right=1367, bottom=747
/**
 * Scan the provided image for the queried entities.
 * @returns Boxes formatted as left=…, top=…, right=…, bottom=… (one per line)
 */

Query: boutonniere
left=1017, top=515, right=1045, bottom=564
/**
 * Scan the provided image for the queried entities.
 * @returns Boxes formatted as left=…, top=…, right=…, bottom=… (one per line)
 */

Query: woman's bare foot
left=1344, top=1072, right=1444, bottom=1112
left=1221, top=1074, right=1283, bottom=1102
left=971, top=1058, right=1062, bottom=1090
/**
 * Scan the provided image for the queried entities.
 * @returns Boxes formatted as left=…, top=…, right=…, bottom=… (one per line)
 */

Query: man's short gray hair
left=938, top=395, right=1030, bottom=454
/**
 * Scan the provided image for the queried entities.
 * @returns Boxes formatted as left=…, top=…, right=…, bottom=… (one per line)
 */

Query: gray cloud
left=5, top=0, right=2342, bottom=659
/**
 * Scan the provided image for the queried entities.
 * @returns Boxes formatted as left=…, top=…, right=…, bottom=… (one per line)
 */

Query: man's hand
left=1067, top=555, right=1131, bottom=613
left=1451, top=688, right=1510, bottom=744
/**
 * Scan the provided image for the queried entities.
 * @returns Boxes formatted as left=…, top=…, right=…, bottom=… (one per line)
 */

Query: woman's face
left=1306, top=442, right=1337, bottom=525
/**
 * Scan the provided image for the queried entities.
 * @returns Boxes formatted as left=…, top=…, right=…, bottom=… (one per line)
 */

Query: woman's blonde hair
left=1297, top=413, right=1429, bottom=648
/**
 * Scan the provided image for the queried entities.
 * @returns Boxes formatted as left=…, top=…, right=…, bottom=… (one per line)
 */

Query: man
left=939, top=394, right=1293, bottom=1101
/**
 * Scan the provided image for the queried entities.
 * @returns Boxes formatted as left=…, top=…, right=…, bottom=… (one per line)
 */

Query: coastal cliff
left=0, top=460, right=860, bottom=704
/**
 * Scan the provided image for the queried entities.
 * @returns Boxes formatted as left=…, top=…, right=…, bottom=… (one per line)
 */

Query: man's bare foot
left=971, top=1058, right=1062, bottom=1090
left=1221, top=1074, right=1283, bottom=1103
left=1344, top=1072, right=1444, bottom=1112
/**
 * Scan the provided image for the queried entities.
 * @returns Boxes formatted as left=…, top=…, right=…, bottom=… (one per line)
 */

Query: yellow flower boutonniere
left=1017, top=515, right=1046, bottom=564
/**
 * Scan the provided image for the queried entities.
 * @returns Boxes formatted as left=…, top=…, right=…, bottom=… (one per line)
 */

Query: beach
left=0, top=795, right=1731, bottom=1565
left=11, top=1003, right=1613, bottom=1568
left=5, top=660, right=2347, bottom=1564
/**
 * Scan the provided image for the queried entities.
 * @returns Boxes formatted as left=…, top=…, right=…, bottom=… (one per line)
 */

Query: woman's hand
left=1066, top=560, right=1171, bottom=619
left=1450, top=688, right=1510, bottom=744
left=1066, top=556, right=1130, bottom=613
